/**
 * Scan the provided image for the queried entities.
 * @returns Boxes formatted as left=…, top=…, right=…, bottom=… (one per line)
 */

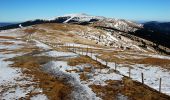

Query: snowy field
left=73, top=46, right=170, bottom=96
left=0, top=35, right=48, bottom=99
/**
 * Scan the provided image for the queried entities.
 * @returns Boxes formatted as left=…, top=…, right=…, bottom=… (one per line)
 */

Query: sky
left=0, top=0, right=170, bottom=22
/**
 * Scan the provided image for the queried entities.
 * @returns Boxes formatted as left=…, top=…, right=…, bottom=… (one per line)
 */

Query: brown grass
left=90, top=78, right=170, bottom=100
left=0, top=36, right=15, bottom=39
left=90, top=80, right=122, bottom=100
left=67, top=55, right=106, bottom=69
left=24, top=28, right=37, bottom=34
left=136, top=58, right=170, bottom=66
left=98, top=51, right=170, bottom=68
left=122, top=78, right=170, bottom=100
left=0, top=42, right=14, bottom=45
left=7, top=53, right=73, bottom=100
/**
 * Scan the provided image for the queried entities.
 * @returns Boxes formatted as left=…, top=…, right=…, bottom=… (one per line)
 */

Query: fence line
left=56, top=44, right=164, bottom=95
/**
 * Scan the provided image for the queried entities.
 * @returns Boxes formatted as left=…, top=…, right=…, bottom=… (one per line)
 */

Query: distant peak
left=63, top=13, right=91, bottom=17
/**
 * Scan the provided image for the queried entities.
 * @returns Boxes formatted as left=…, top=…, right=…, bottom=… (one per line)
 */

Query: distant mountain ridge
left=0, top=13, right=143, bottom=33
left=0, top=22, right=17, bottom=27
left=0, top=13, right=170, bottom=53
left=143, top=21, right=170, bottom=35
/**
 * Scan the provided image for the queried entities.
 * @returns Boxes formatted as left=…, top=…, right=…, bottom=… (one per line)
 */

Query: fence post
left=159, top=78, right=162, bottom=92
left=106, top=61, right=108, bottom=67
left=129, top=67, right=131, bottom=78
left=72, top=46, right=74, bottom=52
left=75, top=48, right=77, bottom=53
left=86, top=47, right=88, bottom=55
left=91, top=49, right=93, bottom=57
left=115, top=63, right=117, bottom=71
left=141, top=73, right=144, bottom=84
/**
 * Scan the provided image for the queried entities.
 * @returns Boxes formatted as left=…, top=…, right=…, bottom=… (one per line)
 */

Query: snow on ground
left=126, top=52, right=170, bottom=60
left=0, top=36, right=47, bottom=99
left=0, top=39, right=24, bottom=50
left=76, top=49, right=170, bottom=95
left=30, top=94, right=48, bottom=100
left=0, top=53, right=34, bottom=99
left=88, top=71, right=123, bottom=86
left=106, top=32, right=118, bottom=42
left=147, top=54, right=170, bottom=60
left=40, top=47, right=123, bottom=99
left=115, top=64, right=170, bottom=95
left=43, top=61, right=101, bottom=100
left=39, top=51, right=79, bottom=58
left=65, top=43, right=117, bottom=51
left=0, top=28, right=26, bottom=38
left=33, top=40, right=52, bottom=50
left=33, top=40, right=170, bottom=96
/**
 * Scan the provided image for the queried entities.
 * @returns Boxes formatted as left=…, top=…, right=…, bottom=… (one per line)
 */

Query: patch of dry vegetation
left=98, top=51, right=170, bottom=68
left=0, top=42, right=14, bottom=45
left=7, top=51, right=73, bottom=100
left=67, top=55, right=106, bottom=69
left=136, top=58, right=170, bottom=66
left=25, top=23, right=106, bottom=48
left=90, top=78, right=170, bottom=100
left=0, top=36, right=16, bottom=39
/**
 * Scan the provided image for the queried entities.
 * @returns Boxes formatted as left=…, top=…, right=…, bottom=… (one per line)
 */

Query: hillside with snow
left=0, top=13, right=170, bottom=100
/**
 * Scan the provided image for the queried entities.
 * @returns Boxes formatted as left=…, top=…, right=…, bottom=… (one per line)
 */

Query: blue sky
left=0, top=0, right=170, bottom=22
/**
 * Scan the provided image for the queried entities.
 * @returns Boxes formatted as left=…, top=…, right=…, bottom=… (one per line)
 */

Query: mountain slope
left=0, top=13, right=169, bottom=54
left=0, top=13, right=142, bottom=33
left=144, top=21, right=170, bottom=35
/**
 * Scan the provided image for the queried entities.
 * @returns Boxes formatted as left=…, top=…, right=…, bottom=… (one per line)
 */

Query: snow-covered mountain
left=57, top=13, right=104, bottom=23
left=0, top=13, right=143, bottom=33
left=52, top=13, right=143, bottom=32
left=52, top=13, right=104, bottom=24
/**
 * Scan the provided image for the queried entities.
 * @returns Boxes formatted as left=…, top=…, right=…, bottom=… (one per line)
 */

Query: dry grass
left=98, top=51, right=170, bottom=68
left=0, top=42, right=14, bottom=45
left=0, top=36, right=16, bottom=39
left=122, top=78, right=170, bottom=100
left=6, top=46, right=41, bottom=54
left=67, top=55, right=106, bottom=69
left=135, top=58, right=170, bottom=66
left=23, top=28, right=37, bottom=34
left=90, top=80, right=122, bottom=100
left=0, top=49, right=11, bottom=53
left=90, top=78, right=170, bottom=100
left=27, top=23, right=106, bottom=48
left=5, top=46, right=73, bottom=100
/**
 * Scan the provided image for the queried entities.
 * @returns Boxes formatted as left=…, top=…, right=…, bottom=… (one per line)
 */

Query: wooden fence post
left=129, top=67, right=131, bottom=78
left=91, top=49, right=93, bottom=57
left=141, top=73, right=144, bottom=84
left=106, top=61, right=108, bottom=67
left=115, top=63, right=117, bottom=71
left=86, top=47, right=88, bottom=55
left=75, top=48, right=77, bottom=53
left=159, top=78, right=162, bottom=92
left=82, top=48, right=83, bottom=55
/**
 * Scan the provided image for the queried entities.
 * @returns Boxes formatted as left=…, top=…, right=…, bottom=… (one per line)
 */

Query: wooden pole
left=86, top=47, right=88, bottom=55
left=75, top=48, right=77, bottom=53
left=82, top=48, right=83, bottom=55
left=72, top=46, right=74, bottom=52
left=141, top=73, right=144, bottom=84
left=129, top=67, right=131, bottom=78
left=115, top=63, right=117, bottom=71
left=106, top=61, right=108, bottom=67
left=91, top=49, right=92, bottom=57
left=159, top=78, right=162, bottom=92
